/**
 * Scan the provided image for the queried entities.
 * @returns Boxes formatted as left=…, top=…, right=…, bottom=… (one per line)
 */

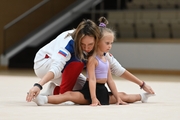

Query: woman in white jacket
left=26, top=19, right=101, bottom=102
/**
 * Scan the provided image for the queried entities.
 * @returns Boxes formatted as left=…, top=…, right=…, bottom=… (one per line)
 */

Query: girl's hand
left=116, top=98, right=128, bottom=105
left=117, top=101, right=128, bottom=105
left=90, top=98, right=101, bottom=106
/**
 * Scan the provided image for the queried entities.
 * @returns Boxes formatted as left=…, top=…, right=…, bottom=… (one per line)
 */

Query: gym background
left=0, top=0, right=180, bottom=75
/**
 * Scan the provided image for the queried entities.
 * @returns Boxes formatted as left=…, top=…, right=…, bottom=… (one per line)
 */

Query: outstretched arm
left=106, top=52, right=155, bottom=94
left=26, top=71, right=54, bottom=102
left=27, top=31, right=73, bottom=102
left=120, top=70, right=155, bottom=94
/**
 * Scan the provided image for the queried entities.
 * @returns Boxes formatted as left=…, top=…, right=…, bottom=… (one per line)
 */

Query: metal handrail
left=4, top=0, right=49, bottom=30
left=1, top=0, right=102, bottom=67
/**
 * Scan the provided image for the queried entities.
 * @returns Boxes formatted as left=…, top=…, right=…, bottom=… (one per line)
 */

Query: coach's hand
left=26, top=86, right=40, bottom=102
left=142, top=83, right=155, bottom=94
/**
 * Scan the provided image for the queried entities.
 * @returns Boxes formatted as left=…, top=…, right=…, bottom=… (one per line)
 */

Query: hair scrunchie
left=99, top=23, right=106, bottom=27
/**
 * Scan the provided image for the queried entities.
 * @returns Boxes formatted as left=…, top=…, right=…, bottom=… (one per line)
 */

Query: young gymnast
left=32, top=17, right=155, bottom=106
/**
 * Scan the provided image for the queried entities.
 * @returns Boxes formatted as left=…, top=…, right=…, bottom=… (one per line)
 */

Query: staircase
left=0, top=0, right=102, bottom=69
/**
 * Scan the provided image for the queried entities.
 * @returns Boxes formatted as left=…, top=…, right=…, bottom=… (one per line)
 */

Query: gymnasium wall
left=110, top=41, right=180, bottom=74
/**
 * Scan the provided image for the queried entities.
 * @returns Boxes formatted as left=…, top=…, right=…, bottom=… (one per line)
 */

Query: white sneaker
left=40, top=82, right=56, bottom=96
left=33, top=95, right=48, bottom=106
left=140, top=93, right=156, bottom=103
